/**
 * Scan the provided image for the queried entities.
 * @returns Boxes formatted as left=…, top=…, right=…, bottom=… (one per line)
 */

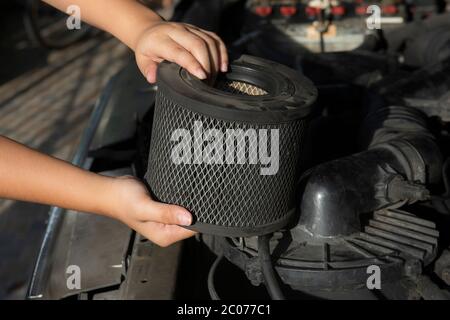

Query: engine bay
left=27, top=0, right=450, bottom=300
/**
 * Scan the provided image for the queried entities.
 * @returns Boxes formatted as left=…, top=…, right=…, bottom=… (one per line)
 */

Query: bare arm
left=0, top=136, right=112, bottom=214
left=43, top=0, right=228, bottom=82
left=0, top=136, right=195, bottom=247
left=0, top=0, right=230, bottom=246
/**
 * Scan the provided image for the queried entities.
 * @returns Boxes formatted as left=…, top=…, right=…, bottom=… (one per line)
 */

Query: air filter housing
left=145, top=55, right=317, bottom=236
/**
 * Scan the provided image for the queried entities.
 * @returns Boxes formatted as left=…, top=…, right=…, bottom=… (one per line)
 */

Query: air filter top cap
left=146, top=55, right=317, bottom=237
left=157, top=55, right=317, bottom=124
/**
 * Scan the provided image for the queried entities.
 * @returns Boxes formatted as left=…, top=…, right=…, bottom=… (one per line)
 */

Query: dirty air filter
left=145, top=55, right=317, bottom=237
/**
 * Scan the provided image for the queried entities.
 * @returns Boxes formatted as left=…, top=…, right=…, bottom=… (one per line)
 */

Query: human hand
left=134, top=21, right=228, bottom=83
left=109, top=176, right=196, bottom=247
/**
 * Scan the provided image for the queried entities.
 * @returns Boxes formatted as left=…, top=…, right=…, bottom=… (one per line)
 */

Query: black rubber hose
left=207, top=254, right=223, bottom=300
left=258, top=234, right=285, bottom=300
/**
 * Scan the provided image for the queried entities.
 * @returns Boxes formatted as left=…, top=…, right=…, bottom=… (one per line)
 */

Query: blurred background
left=0, top=0, right=173, bottom=300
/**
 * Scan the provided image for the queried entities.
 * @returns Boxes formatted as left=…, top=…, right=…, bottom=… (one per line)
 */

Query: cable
left=208, top=254, right=223, bottom=300
left=258, top=234, right=285, bottom=300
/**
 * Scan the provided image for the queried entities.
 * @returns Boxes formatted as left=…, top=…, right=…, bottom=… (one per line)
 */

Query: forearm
left=0, top=136, right=116, bottom=217
left=43, top=0, right=163, bottom=50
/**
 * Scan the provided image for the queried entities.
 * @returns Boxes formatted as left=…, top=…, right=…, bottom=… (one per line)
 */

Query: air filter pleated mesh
left=145, top=55, right=316, bottom=236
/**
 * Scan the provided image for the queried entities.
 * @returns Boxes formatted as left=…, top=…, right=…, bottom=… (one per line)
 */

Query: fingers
left=159, top=38, right=207, bottom=80
left=203, top=30, right=229, bottom=72
left=187, top=28, right=220, bottom=75
left=136, top=222, right=197, bottom=247
left=135, top=22, right=228, bottom=83
left=169, top=27, right=212, bottom=77
left=112, top=176, right=195, bottom=247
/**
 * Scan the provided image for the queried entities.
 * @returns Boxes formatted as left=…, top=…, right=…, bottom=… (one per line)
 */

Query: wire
left=207, top=254, right=223, bottom=300
left=258, top=234, right=285, bottom=300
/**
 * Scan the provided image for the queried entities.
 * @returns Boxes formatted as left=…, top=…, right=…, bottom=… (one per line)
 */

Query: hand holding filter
left=145, top=55, right=317, bottom=237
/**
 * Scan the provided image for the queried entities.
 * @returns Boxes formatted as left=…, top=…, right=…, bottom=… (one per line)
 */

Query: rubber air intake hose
left=145, top=55, right=317, bottom=237
left=298, top=105, right=442, bottom=238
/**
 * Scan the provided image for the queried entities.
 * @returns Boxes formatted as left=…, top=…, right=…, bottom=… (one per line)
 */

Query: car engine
left=27, top=0, right=450, bottom=300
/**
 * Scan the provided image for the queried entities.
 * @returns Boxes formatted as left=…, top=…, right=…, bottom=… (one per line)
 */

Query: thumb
left=143, top=199, right=193, bottom=226
left=136, top=55, right=159, bottom=83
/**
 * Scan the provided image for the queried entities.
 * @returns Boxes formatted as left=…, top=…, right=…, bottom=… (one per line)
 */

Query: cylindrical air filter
left=145, top=55, right=317, bottom=237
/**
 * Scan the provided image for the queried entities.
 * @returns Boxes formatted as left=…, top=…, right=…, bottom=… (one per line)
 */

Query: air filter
left=145, top=55, right=317, bottom=237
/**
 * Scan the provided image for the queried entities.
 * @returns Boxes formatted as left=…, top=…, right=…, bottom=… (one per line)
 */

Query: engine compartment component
left=27, top=0, right=450, bottom=300
left=205, top=207, right=438, bottom=295
left=197, top=0, right=450, bottom=299
left=146, top=55, right=317, bottom=237
left=300, top=104, right=442, bottom=238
